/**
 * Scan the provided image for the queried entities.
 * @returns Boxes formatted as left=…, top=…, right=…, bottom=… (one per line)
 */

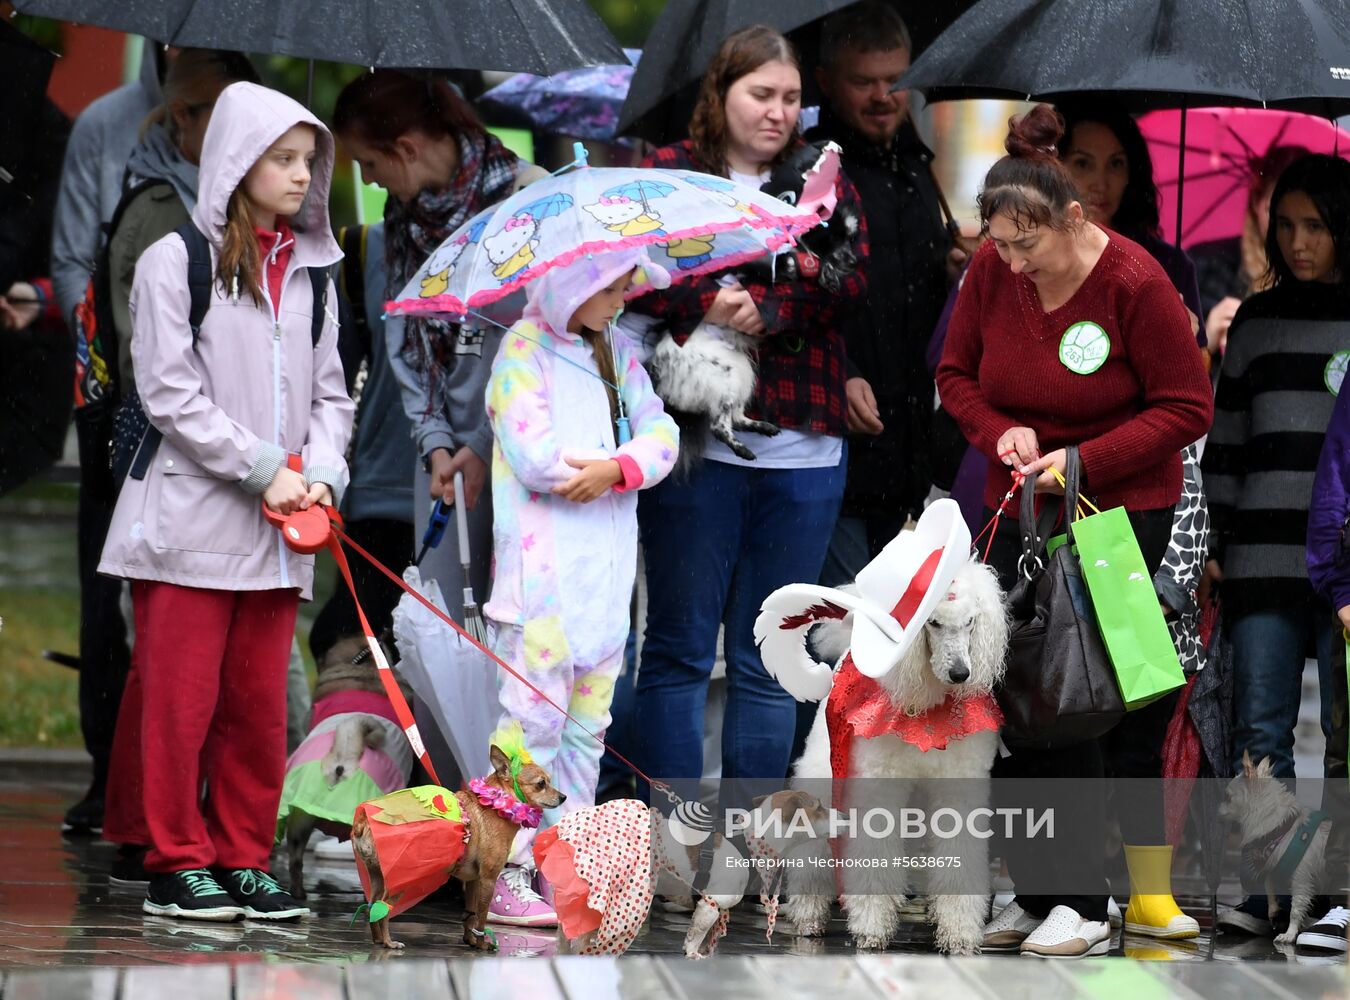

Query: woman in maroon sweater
left=937, top=105, right=1212, bottom=957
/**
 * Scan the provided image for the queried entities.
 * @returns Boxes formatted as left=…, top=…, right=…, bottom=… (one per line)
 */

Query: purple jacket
left=1309, top=380, right=1350, bottom=612
left=99, top=83, right=352, bottom=599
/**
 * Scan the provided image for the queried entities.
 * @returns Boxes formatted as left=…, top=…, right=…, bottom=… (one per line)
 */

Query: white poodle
left=782, top=558, right=1008, bottom=954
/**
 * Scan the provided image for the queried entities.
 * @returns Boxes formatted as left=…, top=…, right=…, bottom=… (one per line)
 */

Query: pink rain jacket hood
left=99, top=82, right=353, bottom=599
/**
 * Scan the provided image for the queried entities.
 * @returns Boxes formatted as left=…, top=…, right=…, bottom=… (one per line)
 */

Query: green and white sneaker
left=215, top=867, right=310, bottom=921
left=143, top=869, right=244, bottom=922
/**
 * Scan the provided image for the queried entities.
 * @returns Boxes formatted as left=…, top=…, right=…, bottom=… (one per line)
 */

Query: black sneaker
left=109, top=846, right=150, bottom=888
left=1296, top=905, right=1349, bottom=953
left=1217, top=895, right=1290, bottom=936
left=143, top=869, right=244, bottom=922
left=215, top=868, right=309, bottom=921
left=61, top=787, right=104, bottom=836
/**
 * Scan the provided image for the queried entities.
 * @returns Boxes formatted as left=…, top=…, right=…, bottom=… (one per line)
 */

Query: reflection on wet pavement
left=1, top=777, right=1346, bottom=999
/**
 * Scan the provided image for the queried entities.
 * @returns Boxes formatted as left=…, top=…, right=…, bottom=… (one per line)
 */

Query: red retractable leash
left=262, top=459, right=674, bottom=803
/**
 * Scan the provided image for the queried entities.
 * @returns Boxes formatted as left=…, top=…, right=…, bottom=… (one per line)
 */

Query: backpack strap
left=338, top=224, right=370, bottom=351
left=174, top=221, right=213, bottom=344
left=307, top=266, right=329, bottom=347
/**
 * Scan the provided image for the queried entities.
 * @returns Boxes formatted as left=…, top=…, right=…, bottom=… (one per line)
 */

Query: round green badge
left=1326, top=351, right=1350, bottom=396
left=1058, top=321, right=1111, bottom=375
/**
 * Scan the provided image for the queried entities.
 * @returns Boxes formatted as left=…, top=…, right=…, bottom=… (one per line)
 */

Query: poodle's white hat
left=754, top=499, right=972, bottom=702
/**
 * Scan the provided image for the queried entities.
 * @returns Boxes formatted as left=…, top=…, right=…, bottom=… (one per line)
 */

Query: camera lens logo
left=667, top=800, right=715, bottom=846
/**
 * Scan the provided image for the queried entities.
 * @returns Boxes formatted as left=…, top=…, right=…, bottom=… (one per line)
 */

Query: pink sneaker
left=534, top=866, right=555, bottom=907
left=487, top=865, right=557, bottom=927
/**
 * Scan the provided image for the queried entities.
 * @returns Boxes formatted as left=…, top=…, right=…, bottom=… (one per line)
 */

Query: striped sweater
left=1202, top=281, right=1350, bottom=617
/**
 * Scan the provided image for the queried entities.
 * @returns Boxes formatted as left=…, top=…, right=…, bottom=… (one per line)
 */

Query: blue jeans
left=634, top=453, right=846, bottom=786
left=1229, top=603, right=1335, bottom=780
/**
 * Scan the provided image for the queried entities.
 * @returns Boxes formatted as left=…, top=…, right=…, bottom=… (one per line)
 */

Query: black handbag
left=999, top=446, right=1125, bottom=749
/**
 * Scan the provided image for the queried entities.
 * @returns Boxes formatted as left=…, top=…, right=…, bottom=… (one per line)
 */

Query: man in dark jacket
left=808, top=1, right=955, bottom=582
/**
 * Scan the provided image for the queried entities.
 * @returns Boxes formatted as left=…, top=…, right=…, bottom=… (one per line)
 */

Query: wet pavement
left=2, top=773, right=1348, bottom=999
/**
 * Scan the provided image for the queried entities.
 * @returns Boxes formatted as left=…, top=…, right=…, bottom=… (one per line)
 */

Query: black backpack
left=114, top=221, right=329, bottom=485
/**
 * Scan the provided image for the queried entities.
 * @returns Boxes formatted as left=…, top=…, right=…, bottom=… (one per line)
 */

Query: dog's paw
left=933, top=923, right=982, bottom=956
left=783, top=895, right=831, bottom=937
left=382, top=939, right=406, bottom=951
left=1274, top=928, right=1298, bottom=946
left=853, top=931, right=890, bottom=951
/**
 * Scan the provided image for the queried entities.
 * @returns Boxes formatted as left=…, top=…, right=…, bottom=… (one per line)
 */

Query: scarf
left=384, top=130, right=521, bottom=399
left=825, top=653, right=1003, bottom=787
left=124, top=122, right=200, bottom=213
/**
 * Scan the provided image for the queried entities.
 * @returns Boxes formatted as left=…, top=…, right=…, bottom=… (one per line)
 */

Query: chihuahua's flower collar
left=469, top=777, right=543, bottom=828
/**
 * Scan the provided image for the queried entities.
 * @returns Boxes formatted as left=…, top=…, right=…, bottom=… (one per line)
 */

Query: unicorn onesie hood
left=484, top=248, right=679, bottom=666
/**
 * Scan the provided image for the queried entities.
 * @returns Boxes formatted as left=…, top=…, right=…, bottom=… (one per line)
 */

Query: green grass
left=0, top=584, right=82, bottom=748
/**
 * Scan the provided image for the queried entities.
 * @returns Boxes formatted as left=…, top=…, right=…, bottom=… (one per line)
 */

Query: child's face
left=568, top=270, right=635, bottom=333
left=244, top=124, right=317, bottom=224
left=1275, top=189, right=1339, bottom=283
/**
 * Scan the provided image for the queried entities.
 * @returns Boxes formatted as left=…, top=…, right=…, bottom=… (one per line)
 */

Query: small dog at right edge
left=1221, top=750, right=1331, bottom=944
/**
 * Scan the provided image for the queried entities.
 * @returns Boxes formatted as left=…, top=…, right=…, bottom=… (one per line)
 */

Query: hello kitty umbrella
left=384, top=144, right=841, bottom=326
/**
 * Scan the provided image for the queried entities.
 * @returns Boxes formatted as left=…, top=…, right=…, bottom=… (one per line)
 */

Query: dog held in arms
left=1221, top=750, right=1331, bottom=945
left=754, top=505, right=1008, bottom=954
left=646, top=141, right=860, bottom=463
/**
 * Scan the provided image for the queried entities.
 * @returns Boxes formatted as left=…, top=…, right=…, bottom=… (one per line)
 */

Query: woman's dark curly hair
left=1056, top=99, right=1162, bottom=237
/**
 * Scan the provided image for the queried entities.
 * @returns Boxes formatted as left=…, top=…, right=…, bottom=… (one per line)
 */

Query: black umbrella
left=11, top=0, right=626, bottom=75
left=898, top=0, right=1350, bottom=116
left=0, top=18, right=56, bottom=188
left=618, top=0, right=977, bottom=143
left=897, top=0, right=1350, bottom=245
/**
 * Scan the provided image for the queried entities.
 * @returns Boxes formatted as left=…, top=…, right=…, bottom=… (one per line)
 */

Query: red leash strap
left=323, top=523, right=441, bottom=787
left=326, top=518, right=676, bottom=804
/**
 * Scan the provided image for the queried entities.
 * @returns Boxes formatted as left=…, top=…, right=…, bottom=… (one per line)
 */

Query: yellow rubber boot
left=1122, top=844, right=1199, bottom=939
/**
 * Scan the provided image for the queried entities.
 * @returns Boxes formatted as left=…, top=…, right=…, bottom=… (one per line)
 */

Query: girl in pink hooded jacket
left=99, top=82, right=352, bottom=923
left=482, top=249, right=678, bottom=923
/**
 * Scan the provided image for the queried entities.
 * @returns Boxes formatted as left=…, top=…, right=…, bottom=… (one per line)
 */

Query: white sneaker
left=1108, top=896, right=1122, bottom=928
left=1296, top=905, right=1349, bottom=953
left=312, top=834, right=354, bottom=863
left=1019, top=904, right=1111, bottom=958
left=983, top=900, right=1042, bottom=951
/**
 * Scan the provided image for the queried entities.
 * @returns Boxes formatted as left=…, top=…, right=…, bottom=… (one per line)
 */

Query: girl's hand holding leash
left=302, top=482, right=332, bottom=509
left=264, top=466, right=311, bottom=515
left=552, top=457, right=622, bottom=503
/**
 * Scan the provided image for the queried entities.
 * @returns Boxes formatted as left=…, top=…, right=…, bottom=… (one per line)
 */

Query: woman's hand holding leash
left=996, top=426, right=1040, bottom=469
left=1021, top=448, right=1068, bottom=495
left=552, top=457, right=622, bottom=503
left=302, top=482, right=332, bottom=509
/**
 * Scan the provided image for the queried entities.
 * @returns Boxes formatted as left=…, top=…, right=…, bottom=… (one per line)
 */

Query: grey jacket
left=385, top=162, right=547, bottom=464
left=50, top=44, right=162, bottom=319
left=343, top=222, right=417, bottom=524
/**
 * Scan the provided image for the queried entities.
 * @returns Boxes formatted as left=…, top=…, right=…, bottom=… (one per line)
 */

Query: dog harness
left=825, top=653, right=1004, bottom=782
left=1241, top=808, right=1330, bottom=887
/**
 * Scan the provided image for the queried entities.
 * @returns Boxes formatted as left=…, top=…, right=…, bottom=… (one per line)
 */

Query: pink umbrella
left=1139, top=108, right=1350, bottom=248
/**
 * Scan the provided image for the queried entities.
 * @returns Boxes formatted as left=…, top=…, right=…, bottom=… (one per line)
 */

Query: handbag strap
left=1017, top=445, right=1083, bottom=578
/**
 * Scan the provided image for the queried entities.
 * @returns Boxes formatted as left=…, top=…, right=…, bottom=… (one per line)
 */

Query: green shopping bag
left=1066, top=491, right=1184, bottom=709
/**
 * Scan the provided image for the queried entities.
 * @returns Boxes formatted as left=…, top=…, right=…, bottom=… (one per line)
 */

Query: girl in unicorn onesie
left=482, top=248, right=679, bottom=925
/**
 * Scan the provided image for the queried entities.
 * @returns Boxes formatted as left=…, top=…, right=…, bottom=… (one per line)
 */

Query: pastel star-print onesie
left=483, top=250, right=678, bottom=862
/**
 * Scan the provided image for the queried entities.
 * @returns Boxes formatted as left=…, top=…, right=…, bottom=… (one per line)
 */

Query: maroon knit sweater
left=936, top=233, right=1213, bottom=512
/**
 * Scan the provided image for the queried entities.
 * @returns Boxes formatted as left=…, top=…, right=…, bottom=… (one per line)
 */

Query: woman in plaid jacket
left=626, top=25, right=868, bottom=792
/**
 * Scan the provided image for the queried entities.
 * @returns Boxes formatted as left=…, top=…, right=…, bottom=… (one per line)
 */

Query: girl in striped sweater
left=1202, top=153, right=1350, bottom=938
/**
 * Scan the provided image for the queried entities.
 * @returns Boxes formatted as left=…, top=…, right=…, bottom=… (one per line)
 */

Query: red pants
left=105, top=580, right=297, bottom=872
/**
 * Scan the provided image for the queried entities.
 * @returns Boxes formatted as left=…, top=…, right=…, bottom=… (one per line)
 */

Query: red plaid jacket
left=634, top=141, right=869, bottom=436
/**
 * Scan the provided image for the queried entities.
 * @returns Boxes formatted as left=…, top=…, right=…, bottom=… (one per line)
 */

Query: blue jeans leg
left=634, top=462, right=746, bottom=788
left=722, top=458, right=846, bottom=783
left=1229, top=607, right=1313, bottom=780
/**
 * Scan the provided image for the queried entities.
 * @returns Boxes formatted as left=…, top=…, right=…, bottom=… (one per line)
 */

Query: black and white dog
left=647, top=142, right=860, bottom=463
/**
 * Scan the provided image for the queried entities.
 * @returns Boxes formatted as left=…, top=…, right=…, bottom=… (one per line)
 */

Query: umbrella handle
left=453, top=471, right=471, bottom=565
